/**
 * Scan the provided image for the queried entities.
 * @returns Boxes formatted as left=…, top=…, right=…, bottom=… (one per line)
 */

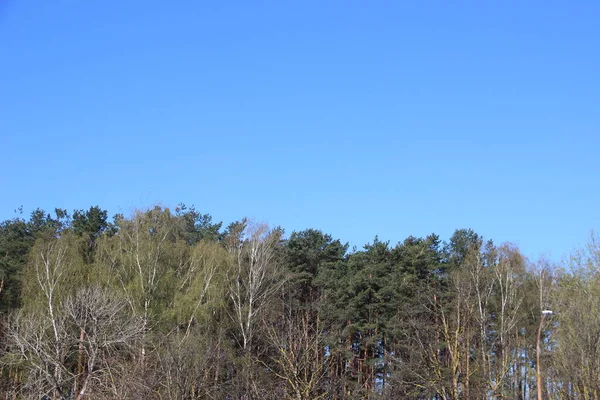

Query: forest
left=0, top=204, right=598, bottom=400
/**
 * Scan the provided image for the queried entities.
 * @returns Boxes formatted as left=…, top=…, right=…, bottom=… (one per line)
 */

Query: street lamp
left=537, top=310, right=553, bottom=400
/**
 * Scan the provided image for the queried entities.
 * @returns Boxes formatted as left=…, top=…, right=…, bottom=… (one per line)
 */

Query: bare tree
left=4, top=286, right=144, bottom=399
left=223, top=221, right=285, bottom=399
left=263, top=304, right=328, bottom=400
left=227, top=222, right=284, bottom=351
left=6, top=238, right=74, bottom=399
left=490, top=244, right=524, bottom=397
left=65, top=286, right=145, bottom=399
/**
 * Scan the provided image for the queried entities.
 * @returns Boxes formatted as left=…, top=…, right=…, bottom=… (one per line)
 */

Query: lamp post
left=537, top=310, right=553, bottom=400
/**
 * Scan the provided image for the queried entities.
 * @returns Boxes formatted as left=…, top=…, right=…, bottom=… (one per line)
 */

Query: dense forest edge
left=0, top=204, right=597, bottom=399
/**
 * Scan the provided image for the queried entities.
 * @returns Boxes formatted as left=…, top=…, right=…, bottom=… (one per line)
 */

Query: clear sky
left=1, top=1, right=599, bottom=262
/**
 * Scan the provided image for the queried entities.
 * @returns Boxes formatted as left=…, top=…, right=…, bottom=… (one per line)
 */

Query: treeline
left=0, top=205, right=598, bottom=399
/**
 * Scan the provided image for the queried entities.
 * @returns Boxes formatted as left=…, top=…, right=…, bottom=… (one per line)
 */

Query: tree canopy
left=0, top=204, right=594, bottom=399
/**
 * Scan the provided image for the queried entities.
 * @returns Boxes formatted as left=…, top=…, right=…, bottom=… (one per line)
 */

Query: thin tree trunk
left=75, top=328, right=85, bottom=396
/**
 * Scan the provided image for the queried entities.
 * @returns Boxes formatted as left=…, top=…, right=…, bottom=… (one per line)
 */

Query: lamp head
left=542, top=310, right=553, bottom=315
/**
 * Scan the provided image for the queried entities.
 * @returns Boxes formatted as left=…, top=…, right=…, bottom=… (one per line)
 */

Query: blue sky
left=1, top=1, right=599, bottom=261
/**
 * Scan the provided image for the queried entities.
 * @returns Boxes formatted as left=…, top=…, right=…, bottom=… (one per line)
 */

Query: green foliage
left=550, top=233, right=600, bottom=397
left=0, top=204, right=595, bottom=399
left=0, top=217, right=32, bottom=311
left=72, top=206, right=109, bottom=264
left=96, top=207, right=183, bottom=327
left=170, top=240, right=229, bottom=329
left=175, top=203, right=222, bottom=244
left=20, top=233, right=88, bottom=312
left=284, top=229, right=347, bottom=307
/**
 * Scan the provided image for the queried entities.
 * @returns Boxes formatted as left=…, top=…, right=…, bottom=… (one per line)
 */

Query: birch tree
left=98, top=207, right=180, bottom=360
left=226, top=221, right=284, bottom=351
left=3, top=234, right=143, bottom=400
left=551, top=233, right=600, bottom=398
